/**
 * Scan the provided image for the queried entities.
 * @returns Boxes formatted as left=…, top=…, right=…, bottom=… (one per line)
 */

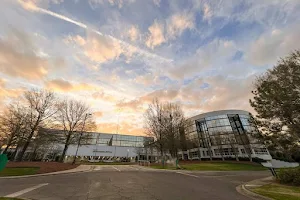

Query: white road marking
left=5, top=183, right=48, bottom=198
left=94, top=166, right=102, bottom=171
left=129, top=166, right=139, bottom=170
left=112, top=166, right=121, bottom=172
left=176, top=172, right=198, bottom=178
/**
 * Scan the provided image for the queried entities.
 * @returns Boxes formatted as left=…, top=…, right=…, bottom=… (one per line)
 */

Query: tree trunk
left=235, top=152, right=239, bottom=161
left=12, top=144, right=20, bottom=161
left=221, top=149, right=225, bottom=161
left=29, top=144, right=38, bottom=161
left=59, top=131, right=72, bottom=162
left=160, top=148, right=165, bottom=167
left=17, top=130, right=35, bottom=161
left=2, top=135, right=14, bottom=154
left=3, top=143, right=11, bottom=154
left=249, top=153, right=252, bottom=162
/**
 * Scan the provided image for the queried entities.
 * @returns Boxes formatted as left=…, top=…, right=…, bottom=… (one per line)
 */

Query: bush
left=277, top=167, right=300, bottom=186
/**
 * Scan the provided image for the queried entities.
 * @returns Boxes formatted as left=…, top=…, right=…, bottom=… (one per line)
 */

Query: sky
left=0, top=0, right=300, bottom=136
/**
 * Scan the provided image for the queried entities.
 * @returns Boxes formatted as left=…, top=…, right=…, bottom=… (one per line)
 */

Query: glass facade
left=87, top=133, right=153, bottom=148
left=185, top=111, right=265, bottom=158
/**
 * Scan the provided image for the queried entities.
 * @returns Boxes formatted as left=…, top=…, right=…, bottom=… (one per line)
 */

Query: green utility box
left=0, top=154, right=8, bottom=171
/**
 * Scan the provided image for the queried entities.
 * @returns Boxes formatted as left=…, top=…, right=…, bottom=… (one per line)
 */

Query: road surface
left=0, top=165, right=269, bottom=200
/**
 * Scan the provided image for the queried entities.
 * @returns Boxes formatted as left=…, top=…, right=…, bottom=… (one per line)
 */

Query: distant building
left=1, top=130, right=156, bottom=162
left=64, top=132, right=155, bottom=162
left=2, top=109, right=272, bottom=162
left=179, top=110, right=272, bottom=161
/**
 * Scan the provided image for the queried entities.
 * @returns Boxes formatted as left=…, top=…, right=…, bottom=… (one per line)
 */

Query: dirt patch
left=6, top=162, right=79, bottom=174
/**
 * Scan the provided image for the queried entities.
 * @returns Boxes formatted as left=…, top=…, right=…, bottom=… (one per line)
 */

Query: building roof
left=188, top=109, right=250, bottom=121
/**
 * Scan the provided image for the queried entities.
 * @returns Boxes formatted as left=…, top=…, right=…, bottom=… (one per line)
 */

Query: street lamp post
left=72, top=113, right=92, bottom=165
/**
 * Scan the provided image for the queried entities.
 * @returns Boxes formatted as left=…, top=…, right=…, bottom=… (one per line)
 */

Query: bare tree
left=227, top=134, right=240, bottom=161
left=28, top=128, right=62, bottom=161
left=162, top=102, right=185, bottom=159
left=0, top=103, right=28, bottom=156
left=56, top=99, right=95, bottom=162
left=17, top=89, right=57, bottom=161
left=214, top=133, right=225, bottom=161
left=144, top=99, right=188, bottom=167
left=144, top=99, right=166, bottom=166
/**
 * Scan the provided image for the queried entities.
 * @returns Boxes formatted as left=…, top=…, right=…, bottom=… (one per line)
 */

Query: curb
left=0, top=166, right=93, bottom=179
left=236, top=177, right=273, bottom=200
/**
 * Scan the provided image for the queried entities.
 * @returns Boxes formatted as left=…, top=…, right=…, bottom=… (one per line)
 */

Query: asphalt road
left=0, top=165, right=270, bottom=200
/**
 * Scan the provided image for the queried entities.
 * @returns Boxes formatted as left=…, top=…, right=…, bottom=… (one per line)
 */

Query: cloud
left=133, top=73, right=158, bottom=86
left=89, top=0, right=135, bottom=9
left=145, top=20, right=166, bottom=49
left=86, top=32, right=124, bottom=63
left=145, top=12, right=194, bottom=48
left=153, top=0, right=160, bottom=7
left=203, top=3, right=212, bottom=21
left=97, top=121, right=144, bottom=135
left=0, top=29, right=49, bottom=80
left=168, top=39, right=237, bottom=80
left=45, top=78, right=101, bottom=92
left=66, top=32, right=127, bottom=64
left=167, top=12, right=194, bottom=39
left=116, top=88, right=180, bottom=111
left=117, top=73, right=256, bottom=117
left=18, top=0, right=64, bottom=10
left=177, top=75, right=256, bottom=116
left=92, top=91, right=117, bottom=102
left=17, top=0, right=172, bottom=64
left=94, top=111, right=103, bottom=118
left=0, top=79, right=25, bottom=106
left=127, top=25, right=140, bottom=42
left=246, top=24, right=300, bottom=66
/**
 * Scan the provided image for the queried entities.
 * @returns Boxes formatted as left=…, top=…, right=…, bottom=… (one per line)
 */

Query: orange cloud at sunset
left=97, top=121, right=145, bottom=136
left=45, top=78, right=101, bottom=92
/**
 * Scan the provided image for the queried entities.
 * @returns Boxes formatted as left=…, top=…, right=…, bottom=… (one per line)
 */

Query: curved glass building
left=182, top=110, right=271, bottom=161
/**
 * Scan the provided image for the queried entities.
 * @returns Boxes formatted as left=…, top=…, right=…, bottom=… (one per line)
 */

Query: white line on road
left=94, top=166, right=102, bottom=171
left=176, top=172, right=198, bottom=178
left=112, top=166, right=121, bottom=172
left=129, top=166, right=139, bottom=170
left=5, top=183, right=49, bottom=198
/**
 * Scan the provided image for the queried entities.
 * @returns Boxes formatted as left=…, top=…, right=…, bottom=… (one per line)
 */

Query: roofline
left=188, top=109, right=251, bottom=121
left=40, top=128, right=150, bottom=138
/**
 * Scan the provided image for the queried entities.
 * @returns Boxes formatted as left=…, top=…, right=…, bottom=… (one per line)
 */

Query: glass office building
left=183, top=110, right=271, bottom=160
left=86, top=132, right=153, bottom=147
left=64, top=132, right=155, bottom=162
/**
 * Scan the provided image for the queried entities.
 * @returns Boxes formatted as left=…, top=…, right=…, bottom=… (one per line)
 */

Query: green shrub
left=277, top=167, right=300, bottom=186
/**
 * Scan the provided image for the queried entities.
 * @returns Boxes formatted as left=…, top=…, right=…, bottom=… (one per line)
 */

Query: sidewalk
left=0, top=165, right=93, bottom=179
left=237, top=176, right=274, bottom=200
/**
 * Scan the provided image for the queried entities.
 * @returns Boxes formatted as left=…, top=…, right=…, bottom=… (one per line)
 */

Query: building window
left=241, top=149, right=245, bottom=154
left=254, top=148, right=268, bottom=155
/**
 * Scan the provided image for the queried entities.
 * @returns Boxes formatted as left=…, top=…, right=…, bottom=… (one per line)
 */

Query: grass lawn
left=251, top=183, right=300, bottom=200
left=0, top=198, right=24, bottom=200
left=0, top=167, right=39, bottom=177
left=180, top=162, right=266, bottom=171
left=150, top=162, right=266, bottom=171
